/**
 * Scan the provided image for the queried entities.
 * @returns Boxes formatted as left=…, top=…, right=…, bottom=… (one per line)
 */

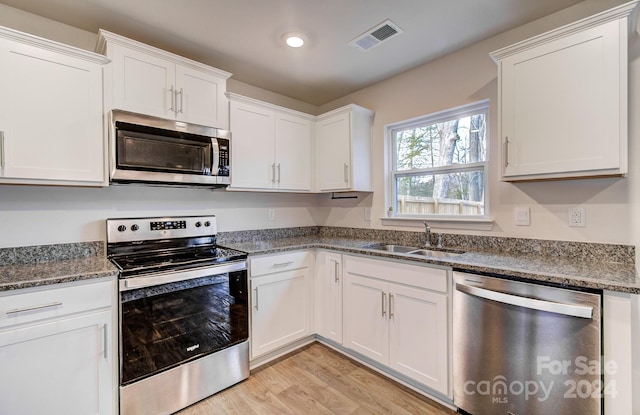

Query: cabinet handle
left=177, top=88, right=184, bottom=114
left=103, top=324, right=108, bottom=359
left=277, top=163, right=281, bottom=183
left=271, top=163, right=276, bottom=183
left=169, top=86, right=175, bottom=113
left=254, top=287, right=259, bottom=310
left=504, top=136, right=509, bottom=168
left=389, top=294, right=394, bottom=318
left=333, top=260, right=340, bottom=283
left=343, top=163, right=349, bottom=183
left=0, top=131, right=4, bottom=168
left=381, top=291, right=386, bottom=317
left=273, top=261, right=294, bottom=267
left=6, top=301, right=63, bottom=315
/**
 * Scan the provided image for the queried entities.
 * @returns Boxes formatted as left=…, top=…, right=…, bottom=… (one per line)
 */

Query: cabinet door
left=111, top=44, right=176, bottom=120
left=0, top=310, right=114, bottom=415
left=176, top=65, right=228, bottom=129
left=389, top=283, right=448, bottom=395
left=250, top=268, right=312, bottom=358
left=343, top=273, right=389, bottom=364
left=500, top=19, right=623, bottom=179
left=274, top=113, right=312, bottom=191
left=316, top=112, right=351, bottom=191
left=0, top=39, right=105, bottom=184
left=315, top=252, right=343, bottom=344
left=229, top=101, right=275, bottom=189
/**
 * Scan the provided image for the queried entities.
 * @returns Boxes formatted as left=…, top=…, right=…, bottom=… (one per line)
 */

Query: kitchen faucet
left=423, top=221, right=431, bottom=247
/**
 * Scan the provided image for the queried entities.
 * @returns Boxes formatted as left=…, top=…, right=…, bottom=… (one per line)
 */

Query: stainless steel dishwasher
left=453, top=272, right=602, bottom=415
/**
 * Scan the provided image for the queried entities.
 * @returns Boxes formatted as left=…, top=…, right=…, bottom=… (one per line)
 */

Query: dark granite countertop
left=2, top=232, right=638, bottom=294
left=0, top=242, right=118, bottom=292
left=222, top=236, right=640, bottom=294
left=0, top=256, right=118, bottom=291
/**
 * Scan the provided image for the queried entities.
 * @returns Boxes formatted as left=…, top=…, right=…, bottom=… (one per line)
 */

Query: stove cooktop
left=106, top=215, right=247, bottom=278
left=111, top=245, right=247, bottom=278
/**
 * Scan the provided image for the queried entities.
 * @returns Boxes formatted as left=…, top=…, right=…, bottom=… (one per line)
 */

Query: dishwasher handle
left=455, top=282, right=593, bottom=319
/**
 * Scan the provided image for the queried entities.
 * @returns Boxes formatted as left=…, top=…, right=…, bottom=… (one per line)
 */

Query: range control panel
left=150, top=220, right=187, bottom=231
left=107, top=216, right=217, bottom=243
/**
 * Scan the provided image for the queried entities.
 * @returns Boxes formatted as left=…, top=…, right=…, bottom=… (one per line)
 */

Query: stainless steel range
left=107, top=215, right=249, bottom=415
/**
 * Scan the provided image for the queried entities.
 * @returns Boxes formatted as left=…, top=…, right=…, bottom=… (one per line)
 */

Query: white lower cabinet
left=0, top=278, right=116, bottom=415
left=250, top=251, right=313, bottom=359
left=314, top=251, right=343, bottom=344
left=343, top=255, right=450, bottom=396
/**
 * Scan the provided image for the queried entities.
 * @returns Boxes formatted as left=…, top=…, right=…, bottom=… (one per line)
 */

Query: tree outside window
left=389, top=101, right=488, bottom=217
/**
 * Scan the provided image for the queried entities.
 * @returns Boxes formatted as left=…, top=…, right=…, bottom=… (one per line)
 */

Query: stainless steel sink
left=366, top=243, right=463, bottom=258
left=406, top=249, right=462, bottom=258
left=366, top=244, right=418, bottom=254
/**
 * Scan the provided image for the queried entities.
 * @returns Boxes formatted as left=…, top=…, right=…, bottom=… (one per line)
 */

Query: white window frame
left=383, top=100, right=493, bottom=230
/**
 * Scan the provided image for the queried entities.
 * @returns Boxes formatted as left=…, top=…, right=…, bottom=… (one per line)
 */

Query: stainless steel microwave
left=109, top=110, right=231, bottom=187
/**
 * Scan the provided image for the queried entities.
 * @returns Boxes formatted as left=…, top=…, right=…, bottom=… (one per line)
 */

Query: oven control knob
left=204, top=221, right=211, bottom=227
left=117, top=225, right=126, bottom=232
left=195, top=221, right=202, bottom=228
left=131, top=224, right=139, bottom=232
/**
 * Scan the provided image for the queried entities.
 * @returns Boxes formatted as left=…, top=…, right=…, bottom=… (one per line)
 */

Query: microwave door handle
left=211, top=138, right=220, bottom=176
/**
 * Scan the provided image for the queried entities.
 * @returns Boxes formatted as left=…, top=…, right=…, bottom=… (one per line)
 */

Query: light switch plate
left=364, top=207, right=372, bottom=221
left=514, top=206, right=530, bottom=226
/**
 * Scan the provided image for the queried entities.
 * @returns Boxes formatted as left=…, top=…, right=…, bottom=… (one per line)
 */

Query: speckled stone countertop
left=218, top=228, right=640, bottom=294
left=2, top=227, right=638, bottom=294
left=0, top=242, right=118, bottom=292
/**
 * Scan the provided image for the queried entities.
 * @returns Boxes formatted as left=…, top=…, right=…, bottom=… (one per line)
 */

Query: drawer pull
left=6, top=301, right=63, bottom=315
left=273, top=261, right=294, bottom=267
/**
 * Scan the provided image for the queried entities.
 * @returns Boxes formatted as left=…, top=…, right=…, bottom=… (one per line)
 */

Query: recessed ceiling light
left=283, top=32, right=306, bottom=48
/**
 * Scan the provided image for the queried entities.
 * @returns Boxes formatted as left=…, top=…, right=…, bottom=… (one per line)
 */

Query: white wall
left=0, top=0, right=638, bottom=249
left=318, top=0, right=638, bottom=246
left=0, top=185, right=318, bottom=248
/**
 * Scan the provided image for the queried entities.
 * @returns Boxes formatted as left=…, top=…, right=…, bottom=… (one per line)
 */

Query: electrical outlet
left=268, top=209, right=275, bottom=221
left=514, top=206, right=530, bottom=226
left=568, top=207, right=585, bottom=227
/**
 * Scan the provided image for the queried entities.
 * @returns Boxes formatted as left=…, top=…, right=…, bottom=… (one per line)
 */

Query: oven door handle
left=120, top=260, right=247, bottom=291
left=455, top=282, right=593, bottom=319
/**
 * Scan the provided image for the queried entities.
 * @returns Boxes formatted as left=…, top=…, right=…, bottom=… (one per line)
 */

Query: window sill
left=380, top=216, right=494, bottom=231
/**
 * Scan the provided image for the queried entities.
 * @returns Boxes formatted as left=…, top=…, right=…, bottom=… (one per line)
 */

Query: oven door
left=119, top=261, right=248, bottom=386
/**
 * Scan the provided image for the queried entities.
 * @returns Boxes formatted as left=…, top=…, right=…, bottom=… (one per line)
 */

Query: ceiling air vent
left=349, top=20, right=403, bottom=51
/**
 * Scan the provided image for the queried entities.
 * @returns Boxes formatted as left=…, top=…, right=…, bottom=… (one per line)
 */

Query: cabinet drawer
left=0, top=279, right=114, bottom=329
left=345, top=256, right=448, bottom=293
left=251, top=251, right=311, bottom=277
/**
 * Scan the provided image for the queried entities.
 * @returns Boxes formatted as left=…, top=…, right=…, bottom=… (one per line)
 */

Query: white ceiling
left=1, top=0, right=585, bottom=105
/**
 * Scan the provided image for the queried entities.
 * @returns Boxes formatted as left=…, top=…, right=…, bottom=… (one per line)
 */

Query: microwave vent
left=349, top=20, right=403, bottom=51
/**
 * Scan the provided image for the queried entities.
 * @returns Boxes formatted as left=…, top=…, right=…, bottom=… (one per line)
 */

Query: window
left=388, top=100, right=488, bottom=218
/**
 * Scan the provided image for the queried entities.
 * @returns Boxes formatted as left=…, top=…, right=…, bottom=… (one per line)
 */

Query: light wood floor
left=176, top=343, right=457, bottom=415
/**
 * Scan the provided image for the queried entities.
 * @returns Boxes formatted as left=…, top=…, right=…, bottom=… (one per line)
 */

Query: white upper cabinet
left=315, top=104, right=373, bottom=192
left=0, top=27, right=108, bottom=186
left=491, top=2, right=637, bottom=181
left=97, top=30, right=231, bottom=130
left=228, top=94, right=312, bottom=191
